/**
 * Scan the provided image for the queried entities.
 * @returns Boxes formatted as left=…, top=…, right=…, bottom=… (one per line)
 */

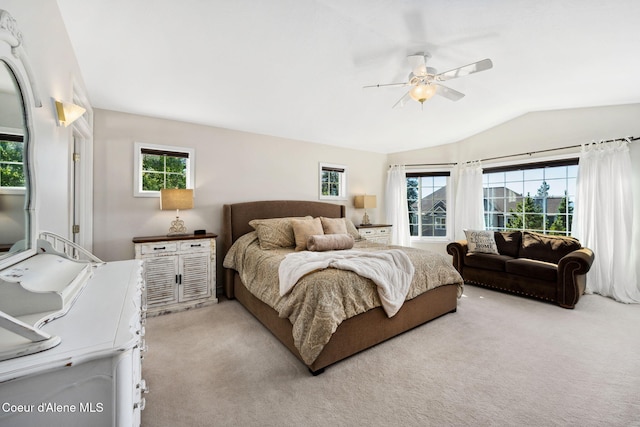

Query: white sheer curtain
left=572, top=140, right=640, bottom=303
left=453, top=161, right=485, bottom=240
left=385, top=165, right=410, bottom=246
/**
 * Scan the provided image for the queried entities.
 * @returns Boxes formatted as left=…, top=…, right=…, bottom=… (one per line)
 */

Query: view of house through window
left=405, top=160, right=578, bottom=238
left=0, top=135, right=25, bottom=188
left=407, top=172, right=449, bottom=237
left=483, top=161, right=578, bottom=235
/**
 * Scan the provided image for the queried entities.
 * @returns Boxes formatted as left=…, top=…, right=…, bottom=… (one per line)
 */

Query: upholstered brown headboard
left=222, top=200, right=346, bottom=298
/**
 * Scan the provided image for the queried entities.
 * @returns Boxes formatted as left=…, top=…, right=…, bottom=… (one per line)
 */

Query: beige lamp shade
left=160, top=189, right=194, bottom=210
left=354, top=195, right=376, bottom=209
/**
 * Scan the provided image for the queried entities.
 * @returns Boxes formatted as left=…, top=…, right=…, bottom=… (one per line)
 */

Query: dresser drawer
left=139, top=242, right=178, bottom=255
left=179, top=240, right=211, bottom=252
left=356, top=225, right=392, bottom=245
left=359, top=228, right=376, bottom=237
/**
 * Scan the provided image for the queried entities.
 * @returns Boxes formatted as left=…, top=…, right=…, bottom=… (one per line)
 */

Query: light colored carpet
left=141, top=286, right=640, bottom=427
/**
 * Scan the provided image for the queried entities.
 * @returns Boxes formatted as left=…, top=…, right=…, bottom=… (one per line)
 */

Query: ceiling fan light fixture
left=409, top=83, right=437, bottom=103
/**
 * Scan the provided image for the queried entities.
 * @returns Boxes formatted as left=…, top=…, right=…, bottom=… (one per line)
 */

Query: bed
left=222, top=200, right=463, bottom=374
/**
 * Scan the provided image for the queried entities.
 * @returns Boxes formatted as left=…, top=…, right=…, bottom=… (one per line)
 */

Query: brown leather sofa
left=447, top=231, right=594, bottom=308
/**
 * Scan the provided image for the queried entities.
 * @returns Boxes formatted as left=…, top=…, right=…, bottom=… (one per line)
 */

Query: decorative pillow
left=520, top=231, right=581, bottom=264
left=464, top=229, right=499, bottom=254
left=345, top=219, right=362, bottom=241
left=320, top=217, right=348, bottom=234
left=494, top=231, right=522, bottom=257
left=249, top=216, right=311, bottom=250
left=307, top=234, right=355, bottom=252
left=291, top=218, right=324, bottom=251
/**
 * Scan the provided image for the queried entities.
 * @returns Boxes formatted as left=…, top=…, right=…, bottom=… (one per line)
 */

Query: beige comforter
left=223, top=232, right=463, bottom=365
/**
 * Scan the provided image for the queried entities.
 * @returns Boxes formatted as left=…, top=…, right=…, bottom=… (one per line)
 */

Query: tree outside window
left=0, top=137, right=25, bottom=188
left=134, top=142, right=194, bottom=197
left=141, top=152, right=187, bottom=191
left=484, top=162, right=577, bottom=235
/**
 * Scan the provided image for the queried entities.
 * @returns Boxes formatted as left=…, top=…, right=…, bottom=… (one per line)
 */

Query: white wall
left=0, top=1, right=88, bottom=238
left=92, top=109, right=388, bottom=270
left=388, top=103, right=640, bottom=260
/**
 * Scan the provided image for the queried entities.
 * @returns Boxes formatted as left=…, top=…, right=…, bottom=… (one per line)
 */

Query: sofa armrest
left=446, top=240, right=468, bottom=274
left=556, top=247, right=595, bottom=308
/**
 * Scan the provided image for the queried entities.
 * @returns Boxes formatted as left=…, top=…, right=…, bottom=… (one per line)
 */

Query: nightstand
left=356, top=224, right=392, bottom=244
left=133, top=233, right=218, bottom=316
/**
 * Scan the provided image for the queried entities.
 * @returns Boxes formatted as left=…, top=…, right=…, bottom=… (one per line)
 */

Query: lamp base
left=167, top=217, right=188, bottom=236
left=361, top=211, right=371, bottom=225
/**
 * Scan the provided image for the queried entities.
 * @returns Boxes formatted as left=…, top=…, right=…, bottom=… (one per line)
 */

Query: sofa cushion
left=506, top=258, right=558, bottom=282
left=464, top=229, right=499, bottom=254
left=464, top=252, right=513, bottom=272
left=520, top=232, right=581, bottom=264
left=494, top=231, right=521, bottom=257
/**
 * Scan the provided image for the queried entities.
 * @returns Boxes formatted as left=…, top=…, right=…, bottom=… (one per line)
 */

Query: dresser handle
left=153, top=246, right=166, bottom=250
left=191, top=244, right=202, bottom=247
left=134, top=398, right=146, bottom=411
left=137, top=379, right=149, bottom=394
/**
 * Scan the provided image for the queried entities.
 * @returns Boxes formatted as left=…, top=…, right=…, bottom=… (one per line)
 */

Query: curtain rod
left=393, top=135, right=639, bottom=168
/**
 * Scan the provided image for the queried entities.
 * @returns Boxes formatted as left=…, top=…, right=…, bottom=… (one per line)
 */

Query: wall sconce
left=160, top=189, right=194, bottom=236
left=54, top=100, right=86, bottom=127
left=354, top=195, right=376, bottom=225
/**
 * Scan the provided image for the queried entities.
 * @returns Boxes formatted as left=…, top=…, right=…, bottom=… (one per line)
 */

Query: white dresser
left=133, top=233, right=217, bottom=316
left=356, top=224, right=393, bottom=244
left=0, top=257, right=146, bottom=427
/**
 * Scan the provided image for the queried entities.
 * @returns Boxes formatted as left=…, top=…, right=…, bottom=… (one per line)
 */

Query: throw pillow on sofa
left=520, top=232, right=581, bottom=264
left=464, top=229, right=499, bottom=254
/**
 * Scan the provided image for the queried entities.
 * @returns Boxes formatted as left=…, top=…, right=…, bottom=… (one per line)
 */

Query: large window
left=0, top=134, right=25, bottom=190
left=483, top=160, right=578, bottom=235
left=134, top=142, right=194, bottom=197
left=407, top=172, right=450, bottom=238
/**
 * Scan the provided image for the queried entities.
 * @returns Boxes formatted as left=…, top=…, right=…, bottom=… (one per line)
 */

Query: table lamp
left=354, top=195, right=376, bottom=225
left=160, top=189, right=193, bottom=236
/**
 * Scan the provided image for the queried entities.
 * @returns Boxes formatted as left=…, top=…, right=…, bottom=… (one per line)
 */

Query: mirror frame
left=0, top=9, right=41, bottom=270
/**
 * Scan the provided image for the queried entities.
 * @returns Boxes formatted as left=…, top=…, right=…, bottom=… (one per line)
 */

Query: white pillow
left=464, top=229, right=499, bottom=254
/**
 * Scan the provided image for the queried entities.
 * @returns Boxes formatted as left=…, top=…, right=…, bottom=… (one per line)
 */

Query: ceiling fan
left=364, top=53, right=493, bottom=108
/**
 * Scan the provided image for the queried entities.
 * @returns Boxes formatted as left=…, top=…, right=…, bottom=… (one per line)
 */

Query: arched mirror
left=0, top=61, right=30, bottom=261
left=0, top=9, right=38, bottom=270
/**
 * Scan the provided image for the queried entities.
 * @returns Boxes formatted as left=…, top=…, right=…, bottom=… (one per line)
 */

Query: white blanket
left=278, top=250, right=415, bottom=317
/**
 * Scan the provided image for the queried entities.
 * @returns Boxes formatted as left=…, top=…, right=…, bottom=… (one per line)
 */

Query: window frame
left=318, top=162, right=347, bottom=200
left=133, top=142, right=195, bottom=198
left=406, top=169, right=453, bottom=242
left=482, top=154, right=578, bottom=236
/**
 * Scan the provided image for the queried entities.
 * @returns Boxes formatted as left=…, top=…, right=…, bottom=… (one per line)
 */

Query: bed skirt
left=232, top=273, right=458, bottom=374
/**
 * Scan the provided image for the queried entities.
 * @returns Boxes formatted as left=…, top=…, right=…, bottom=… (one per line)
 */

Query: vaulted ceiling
left=56, top=0, right=640, bottom=153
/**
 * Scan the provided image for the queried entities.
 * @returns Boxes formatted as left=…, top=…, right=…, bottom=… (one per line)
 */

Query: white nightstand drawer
left=356, top=225, right=392, bottom=245
left=140, top=242, right=178, bottom=255
left=179, top=240, right=211, bottom=252
left=359, top=228, right=376, bottom=237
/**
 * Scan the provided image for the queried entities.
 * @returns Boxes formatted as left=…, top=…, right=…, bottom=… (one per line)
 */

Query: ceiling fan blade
left=435, top=84, right=465, bottom=101
left=363, top=81, right=409, bottom=89
left=436, top=58, right=493, bottom=81
left=392, top=91, right=411, bottom=109
left=407, top=53, right=428, bottom=76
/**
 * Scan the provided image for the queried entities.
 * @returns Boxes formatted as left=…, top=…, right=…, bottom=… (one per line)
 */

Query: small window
left=0, top=133, right=25, bottom=191
left=134, top=142, right=195, bottom=197
left=319, top=162, right=347, bottom=200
